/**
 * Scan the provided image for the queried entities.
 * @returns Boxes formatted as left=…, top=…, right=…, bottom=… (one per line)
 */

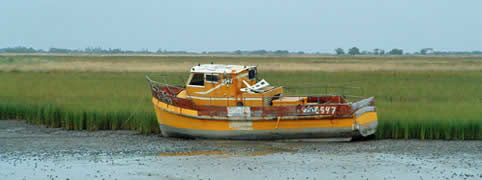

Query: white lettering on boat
left=227, top=107, right=251, bottom=117
left=301, top=106, right=337, bottom=115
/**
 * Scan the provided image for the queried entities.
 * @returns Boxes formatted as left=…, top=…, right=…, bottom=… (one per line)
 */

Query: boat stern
left=351, top=97, right=378, bottom=137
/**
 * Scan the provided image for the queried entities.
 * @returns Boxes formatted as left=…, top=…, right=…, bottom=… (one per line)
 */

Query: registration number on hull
left=301, top=106, right=337, bottom=115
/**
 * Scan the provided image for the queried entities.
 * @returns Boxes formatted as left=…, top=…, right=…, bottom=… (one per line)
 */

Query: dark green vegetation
left=1, top=71, right=480, bottom=139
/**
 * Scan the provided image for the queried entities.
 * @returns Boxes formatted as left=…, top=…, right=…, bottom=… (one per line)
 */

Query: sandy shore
left=1, top=120, right=480, bottom=180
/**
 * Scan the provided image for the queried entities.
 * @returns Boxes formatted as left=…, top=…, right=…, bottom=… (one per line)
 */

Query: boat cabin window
left=206, top=74, right=219, bottom=83
left=189, top=73, right=204, bottom=86
left=248, top=69, right=256, bottom=80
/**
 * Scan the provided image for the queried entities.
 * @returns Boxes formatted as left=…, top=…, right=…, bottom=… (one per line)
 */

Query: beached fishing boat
left=146, top=64, right=377, bottom=140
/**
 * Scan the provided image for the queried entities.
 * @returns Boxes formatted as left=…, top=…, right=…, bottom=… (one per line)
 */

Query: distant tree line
left=0, top=47, right=158, bottom=54
left=0, top=46, right=481, bottom=55
left=336, top=47, right=404, bottom=55
left=203, top=49, right=306, bottom=55
left=0, top=46, right=307, bottom=55
left=334, top=47, right=482, bottom=55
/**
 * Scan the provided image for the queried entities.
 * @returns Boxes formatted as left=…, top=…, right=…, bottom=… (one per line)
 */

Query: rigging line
left=126, top=83, right=150, bottom=123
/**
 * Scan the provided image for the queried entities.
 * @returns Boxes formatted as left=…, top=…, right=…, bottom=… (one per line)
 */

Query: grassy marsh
left=1, top=54, right=481, bottom=72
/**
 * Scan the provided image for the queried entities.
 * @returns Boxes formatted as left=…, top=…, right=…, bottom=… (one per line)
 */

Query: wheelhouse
left=179, top=64, right=283, bottom=106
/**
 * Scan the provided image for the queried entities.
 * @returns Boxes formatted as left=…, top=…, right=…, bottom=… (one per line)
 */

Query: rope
left=126, top=83, right=150, bottom=123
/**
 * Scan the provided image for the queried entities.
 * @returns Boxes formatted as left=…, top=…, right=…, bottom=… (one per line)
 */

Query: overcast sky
left=1, top=0, right=481, bottom=52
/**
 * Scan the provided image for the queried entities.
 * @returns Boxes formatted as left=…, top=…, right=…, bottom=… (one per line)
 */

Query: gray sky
left=1, top=0, right=481, bottom=53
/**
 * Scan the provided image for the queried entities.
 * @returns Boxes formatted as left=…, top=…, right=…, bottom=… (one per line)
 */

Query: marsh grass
left=0, top=102, right=159, bottom=134
left=0, top=70, right=480, bottom=139
left=1, top=54, right=481, bottom=72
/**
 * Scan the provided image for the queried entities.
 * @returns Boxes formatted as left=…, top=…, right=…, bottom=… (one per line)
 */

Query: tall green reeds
left=0, top=103, right=159, bottom=134
left=376, top=115, right=481, bottom=140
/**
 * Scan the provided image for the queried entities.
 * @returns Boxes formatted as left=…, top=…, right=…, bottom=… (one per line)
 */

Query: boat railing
left=192, top=95, right=359, bottom=117
left=149, top=90, right=370, bottom=117
left=146, top=73, right=186, bottom=89
left=183, top=94, right=366, bottom=106
left=146, top=74, right=372, bottom=117
left=284, top=86, right=363, bottom=97
left=146, top=73, right=366, bottom=100
left=146, top=73, right=197, bottom=108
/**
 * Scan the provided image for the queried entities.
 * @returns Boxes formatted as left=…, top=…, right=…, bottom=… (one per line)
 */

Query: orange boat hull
left=152, top=98, right=377, bottom=140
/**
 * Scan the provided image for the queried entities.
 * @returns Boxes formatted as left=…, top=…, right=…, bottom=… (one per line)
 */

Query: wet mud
left=1, top=120, right=480, bottom=180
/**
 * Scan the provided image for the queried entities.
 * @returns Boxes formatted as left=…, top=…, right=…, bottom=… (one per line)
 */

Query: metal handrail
left=146, top=73, right=369, bottom=107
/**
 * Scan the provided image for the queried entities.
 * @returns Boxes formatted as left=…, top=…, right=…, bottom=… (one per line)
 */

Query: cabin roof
left=191, top=64, right=255, bottom=74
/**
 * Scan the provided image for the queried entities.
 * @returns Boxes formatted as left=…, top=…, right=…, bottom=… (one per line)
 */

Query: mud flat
left=1, top=120, right=480, bottom=180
